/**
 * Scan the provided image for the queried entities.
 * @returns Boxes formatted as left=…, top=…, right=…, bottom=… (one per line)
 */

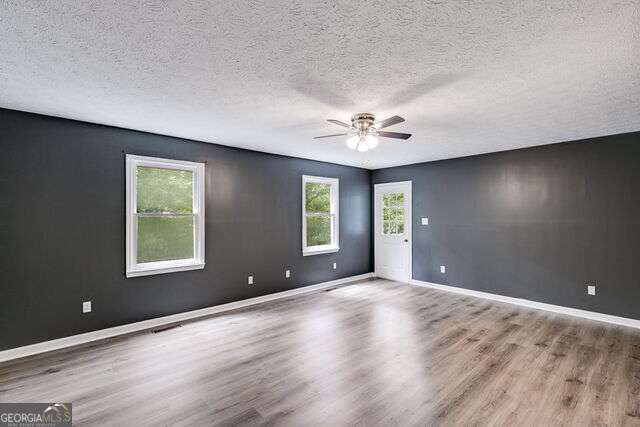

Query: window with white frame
left=302, top=175, right=339, bottom=256
left=126, top=155, right=205, bottom=277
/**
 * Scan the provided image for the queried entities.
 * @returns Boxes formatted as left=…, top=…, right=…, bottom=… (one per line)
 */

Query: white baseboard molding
left=409, top=278, right=640, bottom=330
left=0, top=273, right=374, bottom=364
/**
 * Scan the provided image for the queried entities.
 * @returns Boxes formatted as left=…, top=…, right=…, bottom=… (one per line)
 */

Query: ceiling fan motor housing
left=351, top=112, right=376, bottom=134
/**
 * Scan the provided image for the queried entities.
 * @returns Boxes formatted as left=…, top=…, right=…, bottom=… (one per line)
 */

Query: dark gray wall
left=0, top=109, right=372, bottom=350
left=373, top=132, right=640, bottom=320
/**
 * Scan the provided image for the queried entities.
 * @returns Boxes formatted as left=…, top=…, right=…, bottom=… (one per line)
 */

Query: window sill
left=126, top=261, right=205, bottom=278
left=302, top=246, right=340, bottom=256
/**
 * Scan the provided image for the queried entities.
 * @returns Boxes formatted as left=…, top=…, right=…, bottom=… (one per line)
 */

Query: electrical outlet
left=82, top=301, right=92, bottom=313
left=421, top=217, right=429, bottom=225
left=332, top=262, right=337, bottom=270
left=248, top=275, right=254, bottom=285
left=285, top=269, right=291, bottom=278
left=440, top=265, right=446, bottom=274
left=587, top=285, right=596, bottom=296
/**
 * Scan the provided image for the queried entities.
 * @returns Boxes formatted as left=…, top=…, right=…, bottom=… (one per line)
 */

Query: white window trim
left=126, top=155, right=205, bottom=277
left=302, top=175, right=339, bottom=256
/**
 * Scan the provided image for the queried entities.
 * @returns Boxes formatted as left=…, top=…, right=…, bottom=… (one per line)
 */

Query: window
left=302, top=175, right=339, bottom=256
left=126, top=155, right=205, bottom=277
left=382, top=192, right=405, bottom=235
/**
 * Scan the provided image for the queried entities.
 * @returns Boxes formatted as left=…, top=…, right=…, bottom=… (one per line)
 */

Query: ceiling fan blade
left=375, top=115, right=405, bottom=129
left=377, top=131, right=412, bottom=140
left=327, top=119, right=352, bottom=129
left=313, top=133, right=348, bottom=139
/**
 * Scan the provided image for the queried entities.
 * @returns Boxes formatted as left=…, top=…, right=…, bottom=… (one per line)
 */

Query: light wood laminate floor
left=1, top=279, right=640, bottom=426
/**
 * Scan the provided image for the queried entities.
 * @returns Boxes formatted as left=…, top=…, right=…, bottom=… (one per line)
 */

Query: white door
left=374, top=181, right=412, bottom=282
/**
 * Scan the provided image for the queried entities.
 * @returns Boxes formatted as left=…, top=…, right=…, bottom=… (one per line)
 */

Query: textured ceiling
left=1, top=1, right=639, bottom=169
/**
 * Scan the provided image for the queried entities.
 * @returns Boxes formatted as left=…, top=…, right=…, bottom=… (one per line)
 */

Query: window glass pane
left=383, top=207, right=391, bottom=221
left=306, top=215, right=331, bottom=246
left=382, top=220, right=405, bottom=235
left=383, top=192, right=404, bottom=207
left=137, top=216, right=194, bottom=262
left=137, top=167, right=193, bottom=213
left=393, top=207, right=404, bottom=223
left=383, top=207, right=404, bottom=224
left=305, top=182, right=331, bottom=213
left=382, top=191, right=405, bottom=236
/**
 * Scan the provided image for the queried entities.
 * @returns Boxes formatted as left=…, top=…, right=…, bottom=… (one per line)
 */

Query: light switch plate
left=440, top=265, right=446, bottom=274
left=421, top=217, right=429, bottom=225
left=587, top=285, right=596, bottom=296
left=248, top=275, right=254, bottom=285
left=82, top=301, right=92, bottom=313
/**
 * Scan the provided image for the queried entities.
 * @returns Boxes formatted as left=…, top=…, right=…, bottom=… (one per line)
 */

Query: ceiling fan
left=314, top=113, right=411, bottom=152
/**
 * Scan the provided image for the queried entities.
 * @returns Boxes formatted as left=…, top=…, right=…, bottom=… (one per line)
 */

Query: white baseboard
left=0, top=273, right=374, bottom=364
left=409, top=278, right=640, bottom=330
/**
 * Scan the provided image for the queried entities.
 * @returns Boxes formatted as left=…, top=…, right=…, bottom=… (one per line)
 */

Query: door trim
left=374, top=181, right=412, bottom=283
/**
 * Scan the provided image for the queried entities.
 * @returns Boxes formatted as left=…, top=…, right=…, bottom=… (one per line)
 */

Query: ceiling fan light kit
left=346, top=135, right=359, bottom=150
left=314, top=113, right=412, bottom=152
left=347, top=133, right=378, bottom=152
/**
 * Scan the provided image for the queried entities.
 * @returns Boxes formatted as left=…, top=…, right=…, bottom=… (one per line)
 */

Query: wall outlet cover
left=248, top=275, right=254, bottom=285
left=587, top=285, right=596, bottom=296
left=333, top=262, right=337, bottom=270
left=421, top=217, right=429, bottom=225
left=82, top=301, right=92, bottom=313
left=285, top=269, right=291, bottom=278
left=440, top=265, right=446, bottom=274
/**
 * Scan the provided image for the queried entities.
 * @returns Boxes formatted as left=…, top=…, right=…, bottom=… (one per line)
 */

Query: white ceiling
left=1, top=1, right=639, bottom=169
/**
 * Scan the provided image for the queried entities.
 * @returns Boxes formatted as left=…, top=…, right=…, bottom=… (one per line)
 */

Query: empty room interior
left=1, top=1, right=640, bottom=426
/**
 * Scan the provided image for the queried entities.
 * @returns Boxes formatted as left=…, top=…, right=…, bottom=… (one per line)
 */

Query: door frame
left=374, top=181, right=412, bottom=282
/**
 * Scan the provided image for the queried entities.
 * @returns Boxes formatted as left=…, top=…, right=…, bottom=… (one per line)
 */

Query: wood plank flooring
left=1, top=279, right=640, bottom=426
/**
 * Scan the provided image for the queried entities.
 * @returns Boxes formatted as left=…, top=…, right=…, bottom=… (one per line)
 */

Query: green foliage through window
left=305, top=183, right=331, bottom=213
left=306, top=215, right=332, bottom=247
left=382, top=192, right=405, bottom=235
left=136, top=166, right=195, bottom=263
left=137, top=167, right=193, bottom=213
left=138, top=216, right=194, bottom=263
left=305, top=181, right=333, bottom=247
